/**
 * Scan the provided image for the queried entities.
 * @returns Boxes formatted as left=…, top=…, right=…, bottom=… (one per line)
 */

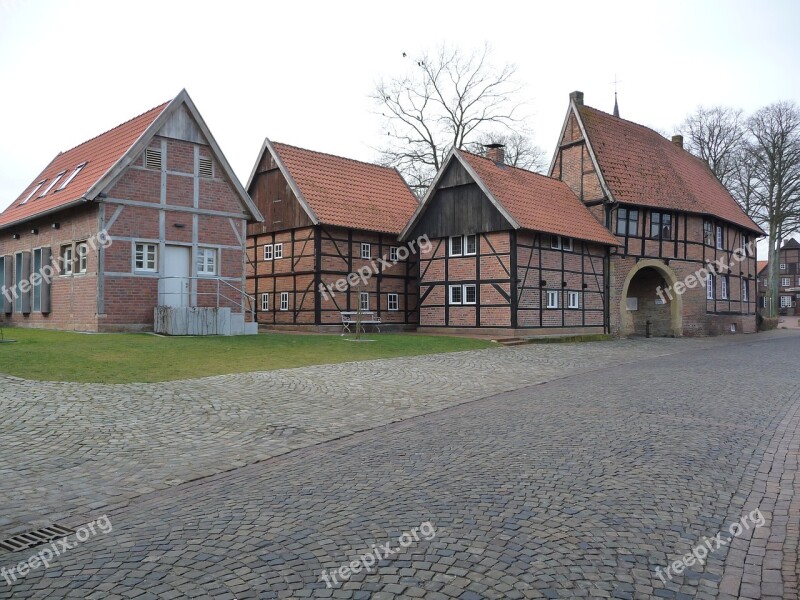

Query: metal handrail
left=157, top=276, right=256, bottom=322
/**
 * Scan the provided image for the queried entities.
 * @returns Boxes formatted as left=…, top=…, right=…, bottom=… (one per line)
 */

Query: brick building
left=0, top=90, right=262, bottom=333
left=758, top=238, right=800, bottom=315
left=549, top=92, right=763, bottom=336
left=245, top=141, right=420, bottom=330
left=401, top=147, right=620, bottom=334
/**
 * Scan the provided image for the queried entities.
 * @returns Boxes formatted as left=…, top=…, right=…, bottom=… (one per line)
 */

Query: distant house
left=245, top=141, right=420, bottom=330
left=0, top=90, right=262, bottom=333
left=757, top=238, right=800, bottom=315
left=550, top=91, right=764, bottom=336
left=401, top=146, right=619, bottom=334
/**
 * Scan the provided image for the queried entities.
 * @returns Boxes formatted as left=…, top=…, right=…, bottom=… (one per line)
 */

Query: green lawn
left=0, top=328, right=495, bottom=383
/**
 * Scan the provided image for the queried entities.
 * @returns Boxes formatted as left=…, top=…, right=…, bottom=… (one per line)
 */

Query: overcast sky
left=2, top=0, right=799, bottom=241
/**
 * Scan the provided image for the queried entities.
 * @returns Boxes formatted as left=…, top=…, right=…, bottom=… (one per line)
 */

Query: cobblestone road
left=1, top=331, right=799, bottom=598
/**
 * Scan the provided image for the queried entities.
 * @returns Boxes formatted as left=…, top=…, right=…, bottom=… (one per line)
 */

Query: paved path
left=1, top=332, right=799, bottom=598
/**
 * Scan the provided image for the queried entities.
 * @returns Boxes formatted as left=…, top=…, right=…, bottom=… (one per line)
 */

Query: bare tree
left=468, top=131, right=546, bottom=172
left=679, top=106, right=745, bottom=189
left=746, top=102, right=800, bottom=317
left=373, top=44, right=530, bottom=194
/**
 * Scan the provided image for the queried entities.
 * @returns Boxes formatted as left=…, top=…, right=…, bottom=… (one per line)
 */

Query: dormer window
left=57, top=162, right=87, bottom=191
left=20, top=180, right=46, bottom=204
left=39, top=171, right=67, bottom=197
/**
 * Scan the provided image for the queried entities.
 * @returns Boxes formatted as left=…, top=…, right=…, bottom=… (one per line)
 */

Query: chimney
left=484, top=143, right=506, bottom=165
left=569, top=90, right=584, bottom=106
left=671, top=134, right=684, bottom=149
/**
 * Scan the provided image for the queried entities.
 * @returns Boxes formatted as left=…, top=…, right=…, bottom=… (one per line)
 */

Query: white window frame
left=780, top=295, right=792, bottom=308
left=197, top=247, right=217, bottom=276
left=781, top=277, right=791, bottom=287
left=274, top=243, right=283, bottom=259
left=449, top=284, right=462, bottom=305
left=361, top=243, right=371, bottom=259
left=280, top=291, right=289, bottom=311
left=76, top=242, right=88, bottom=274
left=562, top=237, right=573, bottom=252
left=779, top=263, right=787, bottom=270
left=546, top=290, right=559, bottom=309
left=39, top=171, right=66, bottom=197
left=389, top=246, right=398, bottom=262
left=263, top=244, right=273, bottom=261
left=721, top=276, right=729, bottom=300
left=742, top=280, right=749, bottom=303
left=550, top=235, right=561, bottom=250
left=58, top=162, right=87, bottom=191
left=134, top=242, right=158, bottom=273
left=463, top=284, right=476, bottom=305
left=464, top=234, right=477, bottom=256
left=568, top=291, right=580, bottom=309
left=261, top=293, right=270, bottom=311
left=21, top=180, right=46, bottom=205
left=449, top=236, right=463, bottom=257
left=359, top=292, right=370, bottom=311
left=61, top=244, right=74, bottom=275
left=716, top=226, right=724, bottom=250
left=707, top=273, right=714, bottom=300
left=387, top=293, right=399, bottom=311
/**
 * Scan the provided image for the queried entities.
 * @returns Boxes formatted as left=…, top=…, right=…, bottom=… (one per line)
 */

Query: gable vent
left=144, top=148, right=162, bottom=170
left=0, top=524, right=74, bottom=552
left=198, top=157, right=213, bottom=178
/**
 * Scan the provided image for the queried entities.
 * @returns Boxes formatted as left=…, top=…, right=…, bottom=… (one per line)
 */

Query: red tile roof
left=0, top=102, right=169, bottom=229
left=271, top=142, right=419, bottom=235
left=757, top=260, right=769, bottom=275
left=577, top=105, right=763, bottom=234
left=458, top=150, right=620, bottom=246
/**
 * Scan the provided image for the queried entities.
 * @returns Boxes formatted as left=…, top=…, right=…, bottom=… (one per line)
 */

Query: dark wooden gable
left=409, top=158, right=511, bottom=239
left=247, top=149, right=314, bottom=235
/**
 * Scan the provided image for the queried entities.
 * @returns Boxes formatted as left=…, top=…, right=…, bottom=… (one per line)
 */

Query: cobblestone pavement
left=0, top=331, right=798, bottom=598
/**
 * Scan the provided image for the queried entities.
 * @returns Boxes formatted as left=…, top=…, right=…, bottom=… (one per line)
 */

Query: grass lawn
left=0, top=328, right=495, bottom=383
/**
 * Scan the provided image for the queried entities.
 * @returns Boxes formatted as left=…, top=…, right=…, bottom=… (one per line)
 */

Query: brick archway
left=619, top=259, right=683, bottom=337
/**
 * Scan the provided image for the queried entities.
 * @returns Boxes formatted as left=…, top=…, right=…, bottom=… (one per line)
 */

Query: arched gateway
left=619, top=259, right=683, bottom=337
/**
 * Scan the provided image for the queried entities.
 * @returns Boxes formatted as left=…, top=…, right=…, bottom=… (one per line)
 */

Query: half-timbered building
left=401, top=146, right=620, bottom=334
left=550, top=91, right=764, bottom=336
left=245, top=141, right=420, bottom=330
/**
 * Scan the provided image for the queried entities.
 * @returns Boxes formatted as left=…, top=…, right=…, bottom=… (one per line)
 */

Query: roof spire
left=613, top=91, right=620, bottom=117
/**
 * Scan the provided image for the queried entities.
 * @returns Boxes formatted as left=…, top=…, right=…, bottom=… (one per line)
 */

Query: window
left=742, top=280, right=749, bottom=303
left=197, top=247, right=217, bottom=275
left=388, top=293, right=399, bottom=311
left=707, top=273, right=714, bottom=300
left=762, top=278, right=768, bottom=287
left=21, top=180, right=46, bottom=205
left=361, top=243, right=371, bottom=259
left=781, top=296, right=792, bottom=308
left=32, top=248, right=42, bottom=312
left=703, top=220, right=714, bottom=245
left=390, top=246, right=398, bottom=262
left=781, top=277, right=791, bottom=287
left=274, top=243, right=283, bottom=259
left=780, top=263, right=787, bottom=271
left=449, top=284, right=462, bottom=305
left=797, top=277, right=800, bottom=287
left=721, top=276, right=729, bottom=300
left=144, top=148, right=162, bottom=170
left=650, top=212, right=672, bottom=240
left=742, top=235, right=750, bottom=256
left=562, top=237, right=573, bottom=252
left=626, top=297, right=639, bottom=311
left=550, top=235, right=561, bottom=250
left=716, top=226, right=724, bottom=250
left=14, top=253, right=22, bottom=313
left=568, top=291, right=580, bottom=309
left=359, top=292, right=370, bottom=311
left=261, top=293, right=269, bottom=311
left=57, top=162, right=87, bottom=191
left=39, top=171, right=66, bottom=197
left=61, top=244, right=74, bottom=275
left=463, top=284, right=476, bottom=305
left=263, top=244, right=273, bottom=261
left=280, top=291, right=289, bottom=311
left=198, top=157, right=213, bottom=178
left=617, top=207, right=639, bottom=236
left=464, top=235, right=477, bottom=256
left=549, top=235, right=573, bottom=251
left=449, top=236, right=463, bottom=257
left=76, top=242, right=88, bottom=274
left=134, top=243, right=157, bottom=272
left=546, top=290, right=559, bottom=309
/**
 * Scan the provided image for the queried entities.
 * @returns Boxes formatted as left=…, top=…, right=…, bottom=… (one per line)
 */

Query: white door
left=161, top=245, right=191, bottom=307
